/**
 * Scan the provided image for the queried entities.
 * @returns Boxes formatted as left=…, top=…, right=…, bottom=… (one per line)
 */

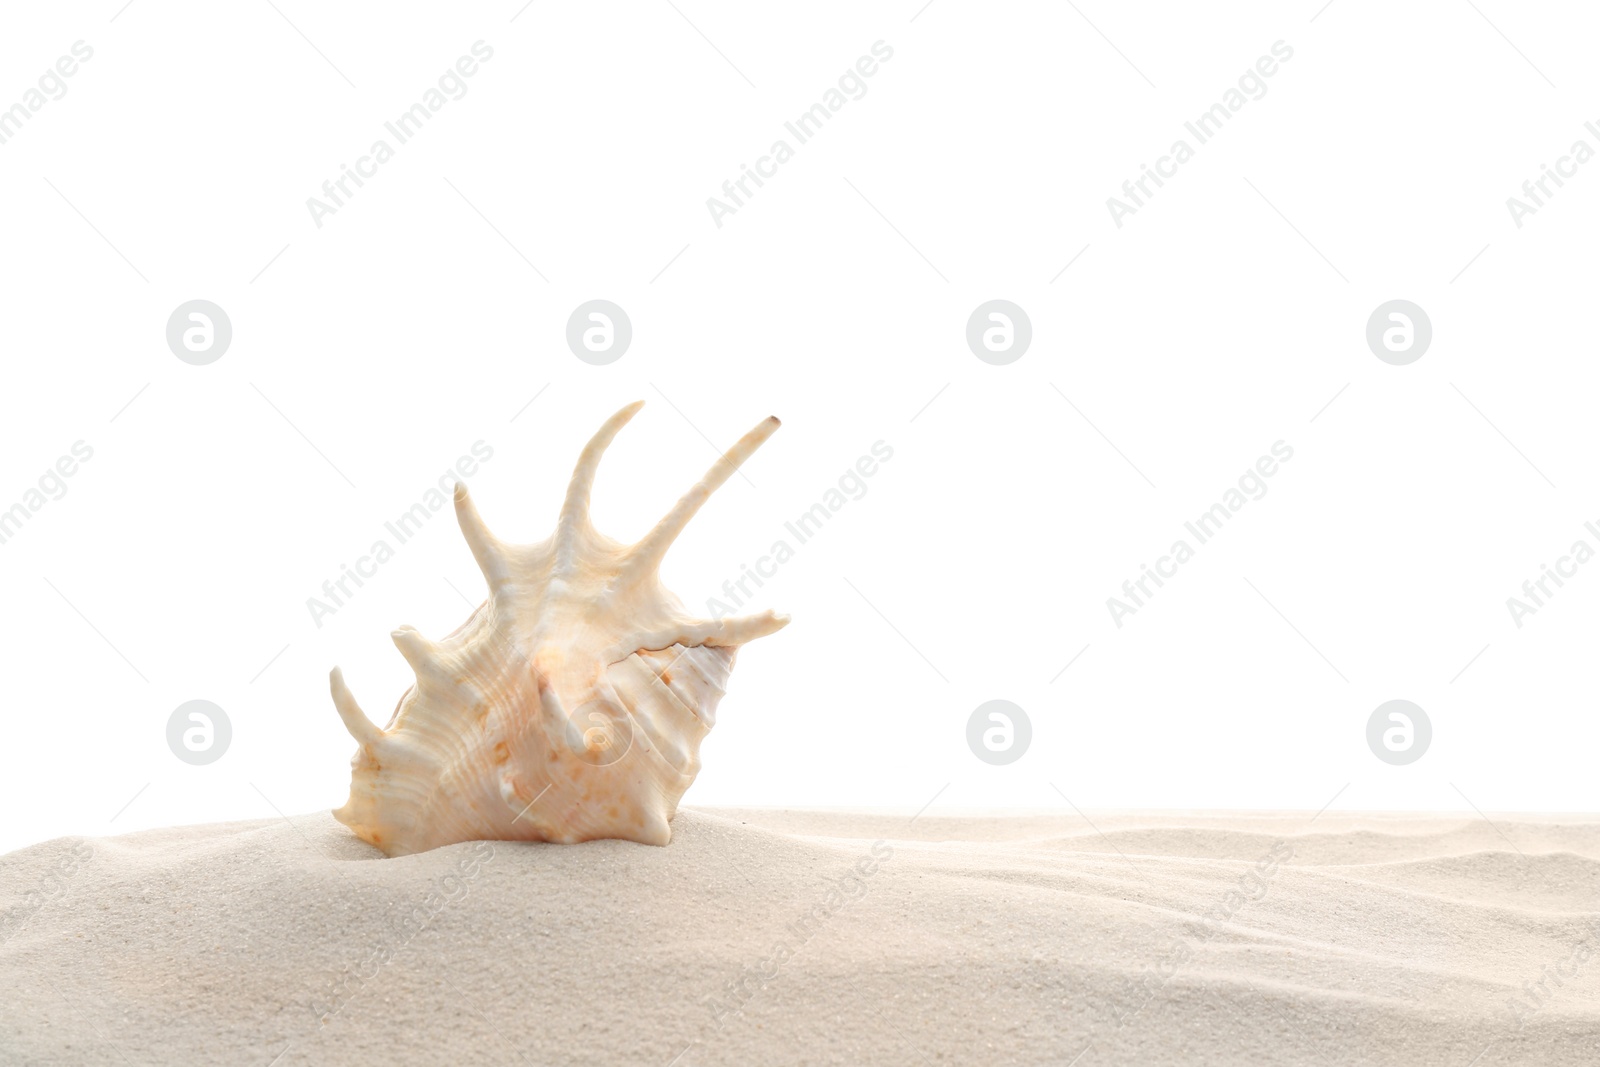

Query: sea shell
left=329, top=401, right=787, bottom=856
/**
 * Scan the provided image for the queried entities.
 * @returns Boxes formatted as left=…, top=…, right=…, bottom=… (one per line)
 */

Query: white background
left=1, top=0, right=1596, bottom=855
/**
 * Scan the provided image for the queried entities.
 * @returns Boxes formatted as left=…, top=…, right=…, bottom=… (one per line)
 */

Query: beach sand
left=1, top=808, right=1597, bottom=1065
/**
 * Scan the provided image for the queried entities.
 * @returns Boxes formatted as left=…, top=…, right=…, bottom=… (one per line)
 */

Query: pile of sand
left=2, top=808, right=1597, bottom=1064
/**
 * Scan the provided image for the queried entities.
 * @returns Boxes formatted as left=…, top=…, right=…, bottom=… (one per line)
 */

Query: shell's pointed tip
left=768, top=415, right=781, bottom=427
left=772, top=612, right=792, bottom=627
left=330, top=667, right=385, bottom=748
left=452, top=481, right=468, bottom=501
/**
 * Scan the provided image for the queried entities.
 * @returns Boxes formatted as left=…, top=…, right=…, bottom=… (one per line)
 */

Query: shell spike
left=391, top=626, right=437, bottom=675
left=701, top=608, right=790, bottom=646
left=454, top=483, right=513, bottom=595
left=556, top=400, right=645, bottom=558
left=625, top=415, right=780, bottom=578
left=329, top=667, right=385, bottom=749
left=613, top=609, right=790, bottom=661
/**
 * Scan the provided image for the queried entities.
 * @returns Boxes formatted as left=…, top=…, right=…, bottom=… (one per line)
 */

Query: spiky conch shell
left=329, top=401, right=787, bottom=856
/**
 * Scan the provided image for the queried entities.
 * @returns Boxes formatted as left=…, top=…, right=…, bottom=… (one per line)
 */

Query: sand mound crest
left=2, top=809, right=1597, bottom=1065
